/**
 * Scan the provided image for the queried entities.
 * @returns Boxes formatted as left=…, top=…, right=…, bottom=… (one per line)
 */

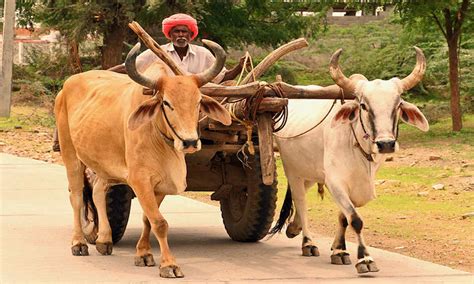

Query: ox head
left=329, top=47, right=429, bottom=154
left=125, top=41, right=232, bottom=154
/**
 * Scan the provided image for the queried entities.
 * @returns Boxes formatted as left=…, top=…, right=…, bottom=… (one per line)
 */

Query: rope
left=268, top=83, right=288, bottom=132
left=274, top=99, right=338, bottom=140
left=236, top=51, right=255, bottom=86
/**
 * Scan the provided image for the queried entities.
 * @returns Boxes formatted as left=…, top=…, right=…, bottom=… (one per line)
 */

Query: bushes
left=13, top=44, right=72, bottom=106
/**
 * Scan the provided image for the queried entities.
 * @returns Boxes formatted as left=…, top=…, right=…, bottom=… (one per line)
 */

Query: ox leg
left=92, top=178, right=113, bottom=255
left=289, top=178, right=319, bottom=257
left=130, top=181, right=183, bottom=278
left=56, top=112, right=88, bottom=255
left=66, top=161, right=88, bottom=256
left=134, top=213, right=156, bottom=267
left=350, top=212, right=379, bottom=273
left=325, top=181, right=379, bottom=273
left=286, top=208, right=302, bottom=238
left=330, top=212, right=351, bottom=265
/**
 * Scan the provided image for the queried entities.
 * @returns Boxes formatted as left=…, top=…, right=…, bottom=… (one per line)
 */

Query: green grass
left=0, top=106, right=55, bottom=131
left=398, top=114, right=474, bottom=147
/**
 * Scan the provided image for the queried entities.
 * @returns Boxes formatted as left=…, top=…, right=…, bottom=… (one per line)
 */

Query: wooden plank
left=276, top=82, right=356, bottom=100
left=257, top=113, right=275, bottom=185
left=200, top=130, right=239, bottom=143
left=200, top=82, right=261, bottom=97
left=1, top=0, right=16, bottom=117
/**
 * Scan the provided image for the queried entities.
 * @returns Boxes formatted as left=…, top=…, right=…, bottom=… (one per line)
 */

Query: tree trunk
left=101, top=21, right=127, bottom=69
left=447, top=38, right=462, bottom=131
left=68, top=39, right=82, bottom=74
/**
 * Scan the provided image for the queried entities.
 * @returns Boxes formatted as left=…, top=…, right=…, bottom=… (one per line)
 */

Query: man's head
left=162, top=13, right=198, bottom=47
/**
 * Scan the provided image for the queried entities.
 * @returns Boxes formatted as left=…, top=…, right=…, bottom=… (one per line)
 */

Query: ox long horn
left=194, top=39, right=226, bottom=87
left=399, top=46, right=426, bottom=91
left=329, top=48, right=358, bottom=96
left=125, top=42, right=155, bottom=90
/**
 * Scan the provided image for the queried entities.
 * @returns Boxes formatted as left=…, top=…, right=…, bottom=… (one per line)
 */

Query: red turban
left=162, top=13, right=198, bottom=41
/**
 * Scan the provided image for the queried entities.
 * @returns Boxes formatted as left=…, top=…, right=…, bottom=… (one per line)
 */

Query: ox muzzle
left=375, top=139, right=396, bottom=153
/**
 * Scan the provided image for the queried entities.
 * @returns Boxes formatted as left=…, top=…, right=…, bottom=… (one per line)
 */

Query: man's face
left=170, top=25, right=192, bottom=48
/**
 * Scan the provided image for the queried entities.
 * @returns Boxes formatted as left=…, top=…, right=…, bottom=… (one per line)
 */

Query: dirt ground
left=1, top=126, right=473, bottom=273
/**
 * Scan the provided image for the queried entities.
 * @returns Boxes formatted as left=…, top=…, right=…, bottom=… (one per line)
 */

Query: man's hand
left=238, top=55, right=252, bottom=72
left=108, top=64, right=127, bottom=74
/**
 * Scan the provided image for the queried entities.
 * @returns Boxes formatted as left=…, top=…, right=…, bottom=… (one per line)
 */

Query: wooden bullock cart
left=82, top=22, right=354, bottom=244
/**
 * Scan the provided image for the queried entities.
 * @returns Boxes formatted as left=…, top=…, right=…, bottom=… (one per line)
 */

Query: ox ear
left=331, top=101, right=359, bottom=128
left=128, top=97, right=161, bottom=131
left=399, top=100, right=429, bottom=132
left=200, top=95, right=232, bottom=126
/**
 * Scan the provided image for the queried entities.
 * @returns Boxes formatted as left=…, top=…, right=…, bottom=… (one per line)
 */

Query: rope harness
left=274, top=88, right=345, bottom=140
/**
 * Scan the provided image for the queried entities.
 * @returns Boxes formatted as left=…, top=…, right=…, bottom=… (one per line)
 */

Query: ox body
left=271, top=48, right=429, bottom=273
left=55, top=41, right=231, bottom=278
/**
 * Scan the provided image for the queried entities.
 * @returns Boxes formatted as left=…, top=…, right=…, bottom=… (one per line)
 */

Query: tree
left=15, top=0, right=325, bottom=71
left=396, top=0, right=472, bottom=131
left=31, top=0, right=147, bottom=70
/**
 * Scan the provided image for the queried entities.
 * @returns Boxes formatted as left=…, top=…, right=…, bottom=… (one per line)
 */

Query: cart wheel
left=106, top=184, right=134, bottom=244
left=81, top=183, right=134, bottom=245
left=220, top=154, right=277, bottom=242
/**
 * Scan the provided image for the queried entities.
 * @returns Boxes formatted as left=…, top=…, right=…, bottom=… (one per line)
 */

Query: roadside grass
left=0, top=105, right=55, bottom=131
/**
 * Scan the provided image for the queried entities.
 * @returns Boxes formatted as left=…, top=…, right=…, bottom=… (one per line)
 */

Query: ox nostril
left=376, top=140, right=396, bottom=153
left=183, top=139, right=198, bottom=148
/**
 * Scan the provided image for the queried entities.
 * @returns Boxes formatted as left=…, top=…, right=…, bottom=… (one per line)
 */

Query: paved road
left=1, top=153, right=472, bottom=283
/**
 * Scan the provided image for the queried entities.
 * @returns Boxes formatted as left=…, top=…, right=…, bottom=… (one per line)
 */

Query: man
left=108, top=13, right=247, bottom=83
left=53, top=13, right=248, bottom=152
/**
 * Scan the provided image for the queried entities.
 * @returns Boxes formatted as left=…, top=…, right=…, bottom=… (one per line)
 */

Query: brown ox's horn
left=329, top=48, right=358, bottom=96
left=399, top=46, right=426, bottom=91
left=125, top=43, right=156, bottom=90
left=195, top=39, right=226, bottom=87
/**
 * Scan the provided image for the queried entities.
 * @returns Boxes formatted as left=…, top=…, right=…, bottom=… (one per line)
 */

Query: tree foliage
left=14, top=0, right=325, bottom=69
left=395, top=0, right=472, bottom=131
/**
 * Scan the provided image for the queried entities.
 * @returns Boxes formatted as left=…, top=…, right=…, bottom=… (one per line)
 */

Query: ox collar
left=352, top=107, right=375, bottom=162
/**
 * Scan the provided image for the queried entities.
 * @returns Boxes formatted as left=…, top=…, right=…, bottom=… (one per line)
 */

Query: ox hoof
left=134, top=254, right=156, bottom=267
left=356, top=260, right=379, bottom=274
left=71, top=244, right=89, bottom=256
left=331, top=253, right=351, bottom=265
left=302, top=245, right=320, bottom=257
left=285, top=223, right=301, bottom=238
left=160, top=265, right=184, bottom=278
left=96, top=242, right=113, bottom=255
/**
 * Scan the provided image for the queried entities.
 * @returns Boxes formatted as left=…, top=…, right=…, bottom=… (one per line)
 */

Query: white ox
left=55, top=41, right=231, bottom=278
left=271, top=47, right=429, bottom=273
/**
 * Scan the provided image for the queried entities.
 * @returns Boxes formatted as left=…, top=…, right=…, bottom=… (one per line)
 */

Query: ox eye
left=163, top=100, right=174, bottom=110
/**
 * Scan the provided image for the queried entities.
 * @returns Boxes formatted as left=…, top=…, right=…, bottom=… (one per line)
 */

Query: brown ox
left=55, top=40, right=231, bottom=278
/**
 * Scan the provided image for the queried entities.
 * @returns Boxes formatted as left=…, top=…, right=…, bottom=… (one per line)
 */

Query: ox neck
left=351, top=117, right=375, bottom=163
left=151, top=111, right=174, bottom=148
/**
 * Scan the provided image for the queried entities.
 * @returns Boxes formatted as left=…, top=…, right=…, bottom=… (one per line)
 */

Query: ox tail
left=83, top=172, right=98, bottom=225
left=268, top=184, right=294, bottom=236
left=317, top=183, right=325, bottom=200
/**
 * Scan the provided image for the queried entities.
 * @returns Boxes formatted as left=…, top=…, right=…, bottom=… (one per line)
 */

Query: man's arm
left=221, top=56, right=251, bottom=82
left=108, top=64, right=127, bottom=74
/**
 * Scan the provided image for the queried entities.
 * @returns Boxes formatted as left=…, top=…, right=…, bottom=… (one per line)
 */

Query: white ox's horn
left=194, top=39, right=226, bottom=87
left=125, top=42, right=156, bottom=90
left=329, top=48, right=358, bottom=96
left=399, top=46, right=426, bottom=91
